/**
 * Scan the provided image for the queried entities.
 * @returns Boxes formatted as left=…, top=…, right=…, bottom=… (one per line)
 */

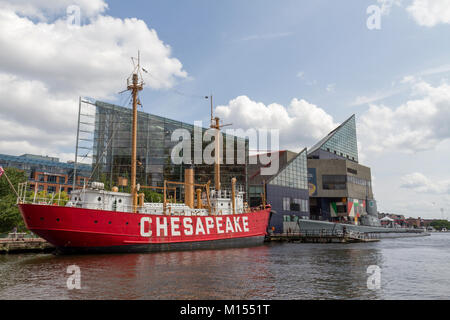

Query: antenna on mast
left=127, top=50, right=144, bottom=213
left=207, top=95, right=232, bottom=191
left=210, top=94, right=213, bottom=123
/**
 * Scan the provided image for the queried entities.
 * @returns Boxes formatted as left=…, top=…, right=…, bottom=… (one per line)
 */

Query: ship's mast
left=209, top=96, right=231, bottom=192
left=211, top=116, right=221, bottom=191
left=127, top=52, right=143, bottom=213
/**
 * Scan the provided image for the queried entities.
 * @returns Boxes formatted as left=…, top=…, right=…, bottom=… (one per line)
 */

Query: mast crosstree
left=127, top=51, right=144, bottom=213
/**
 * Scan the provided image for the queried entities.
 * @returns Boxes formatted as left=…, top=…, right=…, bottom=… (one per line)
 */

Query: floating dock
left=0, top=236, right=54, bottom=254
left=266, top=230, right=380, bottom=243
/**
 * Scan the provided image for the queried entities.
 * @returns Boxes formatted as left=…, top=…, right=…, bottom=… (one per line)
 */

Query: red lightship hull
left=18, top=204, right=271, bottom=253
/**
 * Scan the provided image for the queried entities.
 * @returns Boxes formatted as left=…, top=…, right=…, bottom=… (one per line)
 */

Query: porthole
left=56, top=218, right=60, bottom=222
left=108, top=221, right=111, bottom=224
left=126, top=222, right=129, bottom=225
left=118, top=199, right=122, bottom=203
left=97, top=197, right=102, bottom=202
left=94, top=220, right=98, bottom=224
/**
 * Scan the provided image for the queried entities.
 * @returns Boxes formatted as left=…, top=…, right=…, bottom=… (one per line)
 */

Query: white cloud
left=215, top=95, right=337, bottom=151
left=0, top=0, right=108, bottom=21
left=0, top=73, right=79, bottom=160
left=358, top=80, right=450, bottom=154
left=0, top=4, right=187, bottom=160
left=0, top=10, right=187, bottom=97
left=400, top=172, right=450, bottom=194
left=407, top=0, right=450, bottom=27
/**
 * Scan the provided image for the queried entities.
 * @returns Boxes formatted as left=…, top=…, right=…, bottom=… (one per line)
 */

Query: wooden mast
left=211, top=117, right=221, bottom=191
left=127, top=52, right=143, bottom=213
left=209, top=96, right=231, bottom=192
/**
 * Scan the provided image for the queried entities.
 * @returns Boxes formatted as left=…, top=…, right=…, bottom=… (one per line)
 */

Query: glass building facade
left=91, top=101, right=249, bottom=200
left=248, top=149, right=310, bottom=233
left=307, top=114, right=379, bottom=226
left=269, top=150, right=308, bottom=190
left=308, top=114, right=358, bottom=162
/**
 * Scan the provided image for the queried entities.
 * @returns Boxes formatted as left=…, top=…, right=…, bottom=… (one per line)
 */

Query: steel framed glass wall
left=320, top=115, right=358, bottom=162
left=266, top=149, right=310, bottom=232
left=92, top=101, right=249, bottom=200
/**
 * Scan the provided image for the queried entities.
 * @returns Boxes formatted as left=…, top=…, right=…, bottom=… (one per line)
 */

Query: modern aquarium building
left=307, top=115, right=379, bottom=226
left=80, top=100, right=249, bottom=202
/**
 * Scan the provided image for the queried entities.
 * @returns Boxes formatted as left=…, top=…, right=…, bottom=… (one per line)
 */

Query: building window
left=282, top=197, right=290, bottom=211
left=290, top=199, right=300, bottom=212
left=322, top=175, right=347, bottom=190
left=347, top=168, right=357, bottom=175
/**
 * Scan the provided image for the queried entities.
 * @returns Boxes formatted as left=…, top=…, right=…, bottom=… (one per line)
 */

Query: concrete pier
left=0, top=237, right=54, bottom=254
left=266, top=230, right=380, bottom=243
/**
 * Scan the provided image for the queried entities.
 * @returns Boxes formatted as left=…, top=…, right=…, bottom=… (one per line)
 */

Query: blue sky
left=1, top=0, right=450, bottom=219
left=104, top=0, right=450, bottom=124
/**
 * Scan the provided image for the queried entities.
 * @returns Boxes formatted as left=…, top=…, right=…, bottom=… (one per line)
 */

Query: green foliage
left=96, top=173, right=112, bottom=191
left=0, top=167, right=27, bottom=233
left=430, top=220, right=450, bottom=231
left=142, top=189, right=163, bottom=203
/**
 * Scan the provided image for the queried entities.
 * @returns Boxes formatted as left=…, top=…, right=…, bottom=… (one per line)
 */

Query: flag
left=0, top=166, right=4, bottom=178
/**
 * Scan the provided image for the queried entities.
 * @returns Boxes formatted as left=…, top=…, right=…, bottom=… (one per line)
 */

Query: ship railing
left=18, top=196, right=70, bottom=207
left=16, top=181, right=71, bottom=207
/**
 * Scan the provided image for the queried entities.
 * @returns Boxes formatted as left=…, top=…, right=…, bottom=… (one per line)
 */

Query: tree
left=430, top=220, right=450, bottom=231
left=141, top=189, right=163, bottom=203
left=0, top=167, right=27, bottom=233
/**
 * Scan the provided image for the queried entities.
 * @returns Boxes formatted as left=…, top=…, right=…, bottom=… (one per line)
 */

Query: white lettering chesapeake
left=157, top=217, right=168, bottom=237
left=140, top=217, right=152, bottom=237
left=195, top=218, right=206, bottom=235
left=171, top=217, right=181, bottom=236
left=242, top=216, right=249, bottom=232
left=234, top=217, right=242, bottom=232
left=184, top=217, right=193, bottom=236
left=216, top=217, right=224, bottom=234
left=205, top=217, right=215, bottom=234
left=225, top=217, right=234, bottom=233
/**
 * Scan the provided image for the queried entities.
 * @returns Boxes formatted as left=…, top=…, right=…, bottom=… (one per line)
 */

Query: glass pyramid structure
left=268, top=148, right=308, bottom=190
left=308, top=114, right=358, bottom=162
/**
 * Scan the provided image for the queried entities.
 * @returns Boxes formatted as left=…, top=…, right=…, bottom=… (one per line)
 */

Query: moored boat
left=17, top=52, right=272, bottom=253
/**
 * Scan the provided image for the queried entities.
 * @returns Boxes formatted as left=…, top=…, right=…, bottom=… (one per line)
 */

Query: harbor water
left=0, top=233, right=449, bottom=300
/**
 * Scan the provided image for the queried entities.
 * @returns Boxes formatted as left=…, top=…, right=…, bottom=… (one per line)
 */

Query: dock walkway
left=266, top=230, right=380, bottom=243
left=0, top=236, right=54, bottom=254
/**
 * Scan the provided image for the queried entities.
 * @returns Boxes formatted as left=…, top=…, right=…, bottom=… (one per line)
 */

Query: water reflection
left=1, top=234, right=449, bottom=300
